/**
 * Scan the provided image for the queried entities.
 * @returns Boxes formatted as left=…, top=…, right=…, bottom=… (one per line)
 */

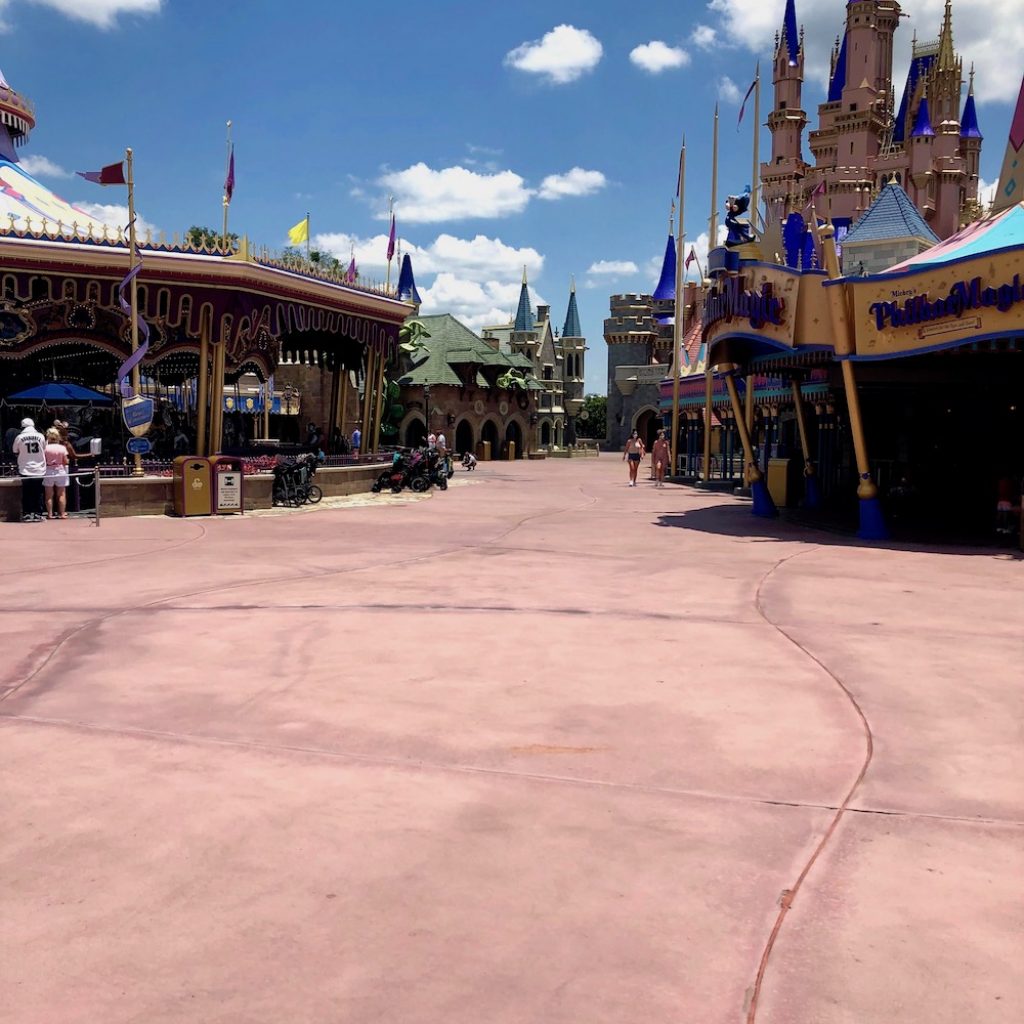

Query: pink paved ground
left=1, top=457, right=1021, bottom=1024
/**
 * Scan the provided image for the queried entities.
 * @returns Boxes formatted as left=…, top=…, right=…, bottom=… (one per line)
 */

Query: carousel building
left=0, top=62, right=413, bottom=515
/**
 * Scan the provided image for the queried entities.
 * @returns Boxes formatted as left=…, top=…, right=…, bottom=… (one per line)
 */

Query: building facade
left=762, top=0, right=983, bottom=244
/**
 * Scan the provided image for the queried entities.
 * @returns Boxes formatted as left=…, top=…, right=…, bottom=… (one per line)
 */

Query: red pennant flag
left=803, top=180, right=826, bottom=211
left=76, top=161, right=126, bottom=186
left=684, top=246, right=697, bottom=269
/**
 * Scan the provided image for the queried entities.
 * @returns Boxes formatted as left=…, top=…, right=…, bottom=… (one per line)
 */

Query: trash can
left=505, top=441, right=516, bottom=461
left=209, top=455, right=244, bottom=515
left=173, top=456, right=212, bottom=516
left=767, top=458, right=792, bottom=508
left=477, top=441, right=492, bottom=462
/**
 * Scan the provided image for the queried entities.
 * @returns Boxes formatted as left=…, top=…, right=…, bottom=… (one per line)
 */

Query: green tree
left=574, top=394, right=606, bottom=439
left=187, top=225, right=238, bottom=251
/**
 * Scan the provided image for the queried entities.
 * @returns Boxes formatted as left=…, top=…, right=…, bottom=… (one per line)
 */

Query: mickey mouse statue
left=725, top=189, right=756, bottom=249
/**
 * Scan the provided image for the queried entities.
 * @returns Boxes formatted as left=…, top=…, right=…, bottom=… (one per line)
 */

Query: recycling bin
left=477, top=441, right=492, bottom=462
left=209, top=455, right=244, bottom=515
left=173, top=456, right=212, bottom=516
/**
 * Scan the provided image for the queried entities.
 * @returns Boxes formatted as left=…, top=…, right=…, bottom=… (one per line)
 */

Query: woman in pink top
left=43, top=427, right=70, bottom=519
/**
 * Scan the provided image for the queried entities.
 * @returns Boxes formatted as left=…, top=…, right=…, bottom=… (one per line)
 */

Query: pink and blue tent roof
left=888, top=201, right=1024, bottom=271
left=6, top=381, right=114, bottom=405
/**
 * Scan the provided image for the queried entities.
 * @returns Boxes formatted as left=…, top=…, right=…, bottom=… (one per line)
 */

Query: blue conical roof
left=652, top=233, right=676, bottom=302
left=843, top=181, right=940, bottom=246
left=961, top=89, right=982, bottom=139
left=782, top=0, right=799, bottom=66
left=912, top=96, right=935, bottom=137
left=396, top=253, right=422, bottom=304
left=562, top=280, right=582, bottom=338
left=827, top=33, right=847, bottom=102
left=513, top=272, right=533, bottom=332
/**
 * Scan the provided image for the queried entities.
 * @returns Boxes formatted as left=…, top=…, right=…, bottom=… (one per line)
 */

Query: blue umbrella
left=6, top=382, right=114, bottom=405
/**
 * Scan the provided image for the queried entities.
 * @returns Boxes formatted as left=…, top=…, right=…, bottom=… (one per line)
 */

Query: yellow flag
left=288, top=216, right=309, bottom=246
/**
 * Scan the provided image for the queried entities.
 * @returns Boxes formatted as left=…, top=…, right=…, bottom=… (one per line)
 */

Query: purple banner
left=116, top=252, right=150, bottom=397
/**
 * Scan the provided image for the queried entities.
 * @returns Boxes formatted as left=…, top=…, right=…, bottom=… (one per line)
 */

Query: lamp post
left=423, top=385, right=430, bottom=445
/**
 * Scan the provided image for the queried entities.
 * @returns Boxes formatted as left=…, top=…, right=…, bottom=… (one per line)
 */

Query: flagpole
left=125, top=147, right=143, bottom=477
left=222, top=120, right=231, bottom=253
left=710, top=104, right=720, bottom=244
left=305, top=212, right=310, bottom=262
left=670, top=137, right=685, bottom=482
left=751, top=63, right=761, bottom=232
left=385, top=194, right=394, bottom=289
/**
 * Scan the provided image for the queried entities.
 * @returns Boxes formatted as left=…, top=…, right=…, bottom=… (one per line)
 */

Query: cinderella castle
left=606, top=0, right=985, bottom=448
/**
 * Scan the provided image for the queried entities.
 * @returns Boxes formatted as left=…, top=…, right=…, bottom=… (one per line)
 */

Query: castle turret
left=0, top=65, right=36, bottom=164
left=511, top=266, right=539, bottom=360
left=561, top=278, right=586, bottom=416
left=763, top=0, right=809, bottom=224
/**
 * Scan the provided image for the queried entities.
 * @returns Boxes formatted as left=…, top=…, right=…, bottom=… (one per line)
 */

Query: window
left=543, top=365, right=553, bottom=381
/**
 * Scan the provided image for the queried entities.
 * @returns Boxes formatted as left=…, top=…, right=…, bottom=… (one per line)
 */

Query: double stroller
left=272, top=452, right=323, bottom=506
left=372, top=447, right=453, bottom=494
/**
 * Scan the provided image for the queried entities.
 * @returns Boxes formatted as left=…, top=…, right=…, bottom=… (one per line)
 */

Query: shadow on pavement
left=656, top=504, right=1023, bottom=560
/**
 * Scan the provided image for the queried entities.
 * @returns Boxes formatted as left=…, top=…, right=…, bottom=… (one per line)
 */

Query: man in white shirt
left=13, top=417, right=46, bottom=522
left=436, top=431, right=447, bottom=455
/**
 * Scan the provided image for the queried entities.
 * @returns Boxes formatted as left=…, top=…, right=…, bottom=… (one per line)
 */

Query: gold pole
left=209, top=341, right=226, bottom=455
left=222, top=120, right=231, bottom=252
left=262, top=378, right=271, bottom=439
left=305, top=212, right=310, bottom=262
left=744, top=367, right=756, bottom=484
left=196, top=309, right=210, bottom=456
left=125, top=148, right=144, bottom=477
left=703, top=364, right=713, bottom=483
left=751, top=63, right=761, bottom=231
left=372, top=349, right=387, bottom=452
left=790, top=378, right=814, bottom=472
left=360, top=346, right=376, bottom=451
left=670, top=138, right=685, bottom=480
left=709, top=104, right=720, bottom=243
left=338, top=369, right=350, bottom=443
left=385, top=194, right=394, bottom=290
left=328, top=362, right=341, bottom=447
left=724, top=373, right=763, bottom=485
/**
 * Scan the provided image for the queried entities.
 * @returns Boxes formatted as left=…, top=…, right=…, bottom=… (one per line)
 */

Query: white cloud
left=705, top=0, right=1024, bottom=104
left=420, top=274, right=547, bottom=333
left=18, top=154, right=70, bottom=178
left=537, top=167, right=607, bottom=200
left=72, top=201, right=159, bottom=237
left=504, top=24, right=603, bottom=84
left=629, top=41, right=690, bottom=74
left=587, top=260, right=639, bottom=276
left=978, top=177, right=997, bottom=209
left=718, top=76, right=741, bottom=104
left=0, top=0, right=161, bottom=29
left=313, top=231, right=543, bottom=282
left=692, top=24, right=717, bottom=50
left=379, top=163, right=531, bottom=223
left=682, top=227, right=728, bottom=282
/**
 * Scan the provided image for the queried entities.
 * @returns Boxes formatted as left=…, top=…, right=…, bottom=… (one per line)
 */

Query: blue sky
left=1, top=0, right=1019, bottom=395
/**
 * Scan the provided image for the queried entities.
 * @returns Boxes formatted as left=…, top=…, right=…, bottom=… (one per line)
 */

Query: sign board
left=846, top=257, right=1024, bottom=358
left=635, top=365, right=669, bottom=385
left=125, top=437, right=152, bottom=455
left=122, top=395, right=154, bottom=437
left=216, top=471, right=242, bottom=511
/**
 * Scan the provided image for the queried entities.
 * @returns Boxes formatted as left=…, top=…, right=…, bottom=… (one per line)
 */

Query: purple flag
left=386, top=213, right=396, bottom=262
left=76, top=161, right=126, bottom=186
left=737, top=78, right=757, bottom=130
left=345, top=257, right=357, bottom=283
left=224, top=146, right=235, bottom=203
left=116, top=229, right=151, bottom=397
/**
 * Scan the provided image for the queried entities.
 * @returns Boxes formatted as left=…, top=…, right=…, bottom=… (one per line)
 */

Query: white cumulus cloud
left=629, top=41, right=690, bottom=74
left=420, top=274, right=547, bottom=333
left=705, top=0, right=1024, bottom=104
left=504, top=24, right=603, bottom=84
left=379, top=163, right=532, bottom=223
left=537, top=167, right=607, bottom=200
left=72, top=201, right=159, bottom=237
left=0, top=0, right=161, bottom=29
left=18, top=154, right=70, bottom=178
left=692, top=24, right=717, bottom=50
left=587, top=260, right=639, bottom=276
left=682, top=227, right=728, bottom=282
left=718, top=76, right=741, bottom=103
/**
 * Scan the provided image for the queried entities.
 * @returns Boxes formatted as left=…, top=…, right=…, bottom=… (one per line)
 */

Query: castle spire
left=513, top=267, right=533, bottom=332
left=961, top=66, right=982, bottom=139
left=562, top=278, right=582, bottom=338
left=912, top=86, right=935, bottom=138
left=781, top=0, right=799, bottom=66
left=937, top=0, right=956, bottom=71
left=651, top=231, right=676, bottom=303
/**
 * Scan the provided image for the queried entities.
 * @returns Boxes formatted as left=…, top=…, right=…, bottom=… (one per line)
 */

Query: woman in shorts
left=623, top=430, right=645, bottom=487
left=43, top=427, right=69, bottom=519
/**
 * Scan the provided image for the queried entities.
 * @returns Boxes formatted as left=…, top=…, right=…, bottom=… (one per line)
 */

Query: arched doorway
left=455, top=418, right=474, bottom=455
left=540, top=420, right=551, bottom=447
left=504, top=419, right=523, bottom=459
left=634, top=407, right=662, bottom=449
left=404, top=415, right=426, bottom=448
left=480, top=418, right=499, bottom=457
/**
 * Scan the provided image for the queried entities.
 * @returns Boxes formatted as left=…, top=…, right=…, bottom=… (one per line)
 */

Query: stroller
left=272, top=453, right=324, bottom=506
left=372, top=450, right=412, bottom=493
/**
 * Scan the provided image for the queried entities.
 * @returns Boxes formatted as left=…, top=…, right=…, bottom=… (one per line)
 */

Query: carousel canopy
left=0, top=157, right=118, bottom=232
left=6, top=381, right=114, bottom=405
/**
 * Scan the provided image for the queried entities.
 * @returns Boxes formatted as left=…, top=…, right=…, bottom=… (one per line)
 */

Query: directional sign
left=126, top=436, right=152, bottom=455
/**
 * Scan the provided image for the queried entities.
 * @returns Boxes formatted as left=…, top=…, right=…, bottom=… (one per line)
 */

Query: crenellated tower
left=762, top=0, right=809, bottom=224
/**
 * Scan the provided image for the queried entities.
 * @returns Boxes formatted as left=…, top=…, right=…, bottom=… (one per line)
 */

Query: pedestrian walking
left=652, top=430, right=670, bottom=488
left=623, top=430, right=645, bottom=487
left=12, top=417, right=46, bottom=521
left=351, top=426, right=361, bottom=454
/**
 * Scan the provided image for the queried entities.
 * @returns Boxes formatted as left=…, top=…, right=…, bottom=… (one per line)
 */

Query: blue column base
left=751, top=479, right=778, bottom=518
left=803, top=474, right=822, bottom=511
left=857, top=495, right=889, bottom=540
